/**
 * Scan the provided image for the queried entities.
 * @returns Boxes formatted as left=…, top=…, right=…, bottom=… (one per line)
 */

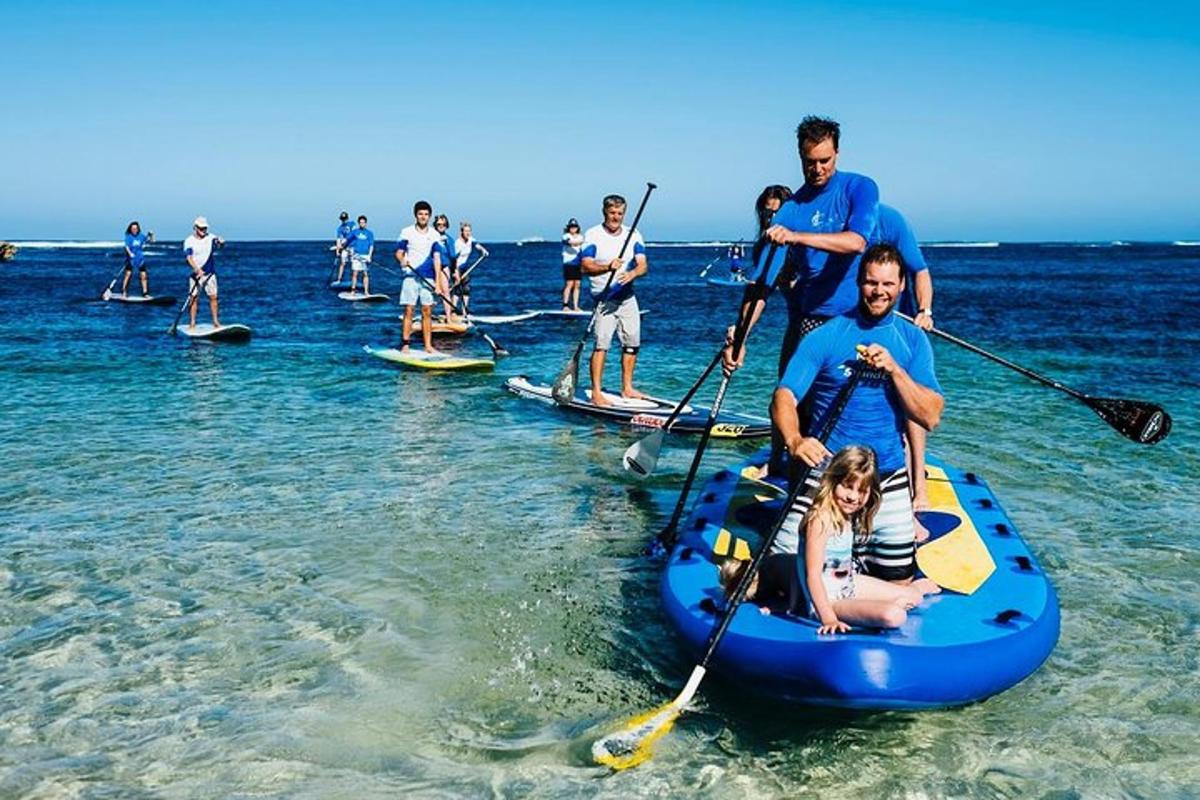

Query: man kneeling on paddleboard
left=580, top=194, right=649, bottom=407
left=770, top=244, right=944, bottom=584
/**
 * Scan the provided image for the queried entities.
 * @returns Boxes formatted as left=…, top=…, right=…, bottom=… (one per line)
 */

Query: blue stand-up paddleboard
left=662, top=450, right=1059, bottom=708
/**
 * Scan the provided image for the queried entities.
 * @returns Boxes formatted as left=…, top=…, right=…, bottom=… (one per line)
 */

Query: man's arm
left=771, top=386, right=833, bottom=467
left=767, top=226, right=867, bottom=254
left=859, top=344, right=944, bottom=431
left=912, top=270, right=934, bottom=330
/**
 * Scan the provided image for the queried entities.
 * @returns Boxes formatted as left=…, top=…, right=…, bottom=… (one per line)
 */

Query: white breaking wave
left=921, top=241, right=1000, bottom=248
left=514, top=236, right=546, bottom=245
left=1173, top=240, right=1200, bottom=246
left=9, top=240, right=125, bottom=249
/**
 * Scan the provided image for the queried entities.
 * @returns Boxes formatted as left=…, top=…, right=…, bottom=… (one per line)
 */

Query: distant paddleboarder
left=333, top=211, right=353, bottom=284
left=433, top=214, right=458, bottom=321
left=728, top=243, right=745, bottom=277
left=580, top=194, right=649, bottom=407
left=451, top=221, right=488, bottom=317
left=561, top=218, right=584, bottom=311
left=184, top=216, right=225, bottom=329
left=346, top=215, right=375, bottom=296
left=121, top=221, right=154, bottom=297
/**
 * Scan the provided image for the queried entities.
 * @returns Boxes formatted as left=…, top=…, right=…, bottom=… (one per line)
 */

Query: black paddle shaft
left=168, top=272, right=214, bottom=334
left=902, top=313, right=1171, bottom=444
left=698, top=365, right=864, bottom=670
left=654, top=243, right=780, bottom=546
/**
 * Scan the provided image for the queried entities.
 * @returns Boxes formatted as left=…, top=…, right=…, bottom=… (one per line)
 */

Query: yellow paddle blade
left=916, top=525, right=996, bottom=595
left=591, top=700, right=682, bottom=770
left=713, top=529, right=732, bottom=557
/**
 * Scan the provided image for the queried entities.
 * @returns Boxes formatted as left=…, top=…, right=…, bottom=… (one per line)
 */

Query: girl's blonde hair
left=802, top=445, right=881, bottom=543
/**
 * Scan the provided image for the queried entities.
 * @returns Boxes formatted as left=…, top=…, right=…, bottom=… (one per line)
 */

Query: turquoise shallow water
left=0, top=241, right=1198, bottom=797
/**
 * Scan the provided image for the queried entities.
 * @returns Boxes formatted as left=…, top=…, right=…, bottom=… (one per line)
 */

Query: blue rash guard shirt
left=125, top=232, right=148, bottom=267
left=347, top=227, right=375, bottom=256
left=778, top=310, right=940, bottom=473
left=870, top=204, right=928, bottom=316
left=753, top=171, right=880, bottom=317
left=336, top=221, right=354, bottom=245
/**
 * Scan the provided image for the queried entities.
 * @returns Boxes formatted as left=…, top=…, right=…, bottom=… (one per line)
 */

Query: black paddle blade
left=1085, top=396, right=1172, bottom=445
left=551, top=356, right=578, bottom=405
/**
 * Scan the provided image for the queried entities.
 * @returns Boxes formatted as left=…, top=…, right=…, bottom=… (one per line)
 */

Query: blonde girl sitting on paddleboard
left=800, top=445, right=939, bottom=633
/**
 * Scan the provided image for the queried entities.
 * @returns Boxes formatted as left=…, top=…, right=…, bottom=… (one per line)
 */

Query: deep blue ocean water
left=1, top=239, right=1197, bottom=797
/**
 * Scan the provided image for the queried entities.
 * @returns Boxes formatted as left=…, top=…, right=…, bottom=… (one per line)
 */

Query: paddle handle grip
left=697, top=366, right=864, bottom=670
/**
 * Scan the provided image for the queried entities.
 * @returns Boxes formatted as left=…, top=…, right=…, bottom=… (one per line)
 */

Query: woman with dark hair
left=560, top=217, right=584, bottom=311
left=121, top=220, right=153, bottom=297
left=751, top=184, right=791, bottom=267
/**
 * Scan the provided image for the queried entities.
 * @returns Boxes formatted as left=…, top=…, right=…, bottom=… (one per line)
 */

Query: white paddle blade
left=591, top=666, right=705, bottom=771
left=623, top=430, right=664, bottom=478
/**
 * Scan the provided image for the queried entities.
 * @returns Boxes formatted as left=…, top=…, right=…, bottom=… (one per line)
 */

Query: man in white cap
left=183, top=216, right=225, bottom=328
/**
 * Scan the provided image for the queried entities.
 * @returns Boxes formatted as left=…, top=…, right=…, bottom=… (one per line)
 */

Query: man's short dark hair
left=357, top=215, right=367, bottom=223
left=857, top=242, right=906, bottom=284
left=796, top=116, right=841, bottom=151
left=414, top=200, right=432, bottom=215
left=602, top=194, right=627, bottom=210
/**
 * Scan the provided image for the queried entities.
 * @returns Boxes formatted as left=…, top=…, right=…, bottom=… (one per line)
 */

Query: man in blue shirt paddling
left=346, top=215, right=375, bottom=296
left=334, top=211, right=354, bottom=285
left=771, top=243, right=944, bottom=583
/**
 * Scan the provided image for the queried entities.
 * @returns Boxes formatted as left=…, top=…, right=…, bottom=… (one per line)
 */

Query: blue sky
left=1, top=1, right=1197, bottom=242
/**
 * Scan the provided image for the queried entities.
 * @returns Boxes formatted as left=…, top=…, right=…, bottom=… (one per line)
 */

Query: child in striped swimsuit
left=799, top=446, right=940, bottom=634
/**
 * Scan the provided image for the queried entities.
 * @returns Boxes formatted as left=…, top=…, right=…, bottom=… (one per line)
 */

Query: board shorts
left=189, top=273, right=218, bottom=298
left=350, top=253, right=370, bottom=273
left=125, top=257, right=147, bottom=272
left=779, top=314, right=831, bottom=378
left=593, top=295, right=640, bottom=351
left=562, top=262, right=582, bottom=281
left=455, top=279, right=471, bottom=297
left=338, top=247, right=350, bottom=265
left=771, top=463, right=916, bottom=582
left=399, top=272, right=434, bottom=307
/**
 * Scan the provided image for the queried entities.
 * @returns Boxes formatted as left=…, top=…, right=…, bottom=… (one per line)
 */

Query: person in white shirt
left=452, top=221, right=488, bottom=316
left=579, top=195, right=649, bottom=406
left=395, top=200, right=443, bottom=353
left=183, top=216, right=225, bottom=329
left=560, top=218, right=584, bottom=311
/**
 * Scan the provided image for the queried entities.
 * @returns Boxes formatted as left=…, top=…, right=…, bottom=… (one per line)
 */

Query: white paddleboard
left=176, top=323, right=253, bottom=342
left=466, top=311, right=541, bottom=324
left=104, top=292, right=177, bottom=306
left=337, top=291, right=389, bottom=302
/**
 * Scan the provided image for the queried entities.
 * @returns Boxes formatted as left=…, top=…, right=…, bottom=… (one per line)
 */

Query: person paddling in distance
left=184, top=216, right=225, bottom=329
left=333, top=211, right=354, bottom=284
left=432, top=214, right=458, bottom=321
left=395, top=200, right=442, bottom=354
left=121, top=220, right=154, bottom=297
left=451, top=220, right=488, bottom=317
left=561, top=218, right=585, bottom=311
left=580, top=194, right=649, bottom=406
left=771, top=244, right=944, bottom=584
left=798, top=445, right=940, bottom=632
left=345, top=215, right=375, bottom=296
left=727, top=242, right=745, bottom=277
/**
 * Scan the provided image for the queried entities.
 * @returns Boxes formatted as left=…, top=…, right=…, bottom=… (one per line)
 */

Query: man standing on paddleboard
left=395, top=201, right=442, bottom=353
left=184, top=216, right=224, bottom=329
left=333, top=211, right=353, bottom=285
left=346, top=215, right=375, bottom=296
left=580, top=194, right=649, bottom=407
left=770, top=243, right=944, bottom=585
